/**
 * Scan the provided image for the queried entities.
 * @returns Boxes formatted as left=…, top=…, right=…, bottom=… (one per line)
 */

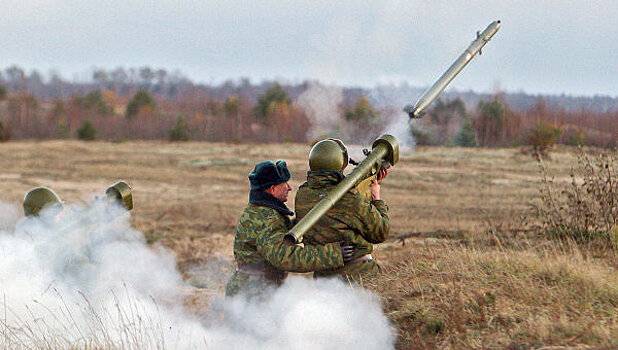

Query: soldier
left=225, top=159, right=355, bottom=298
left=23, top=187, right=64, bottom=217
left=295, top=139, right=390, bottom=282
left=23, top=182, right=133, bottom=218
left=21, top=182, right=134, bottom=283
left=105, top=181, right=134, bottom=211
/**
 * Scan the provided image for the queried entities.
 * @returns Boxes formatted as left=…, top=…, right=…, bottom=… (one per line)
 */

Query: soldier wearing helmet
left=23, top=187, right=64, bottom=217
left=225, top=159, right=356, bottom=298
left=105, top=181, right=134, bottom=211
left=21, top=182, right=134, bottom=281
left=295, top=138, right=391, bottom=281
left=23, top=181, right=133, bottom=218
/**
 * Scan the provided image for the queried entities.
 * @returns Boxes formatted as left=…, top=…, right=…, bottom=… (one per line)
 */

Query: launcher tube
left=285, top=135, right=398, bottom=244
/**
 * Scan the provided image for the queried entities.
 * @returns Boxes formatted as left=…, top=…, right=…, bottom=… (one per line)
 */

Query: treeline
left=0, top=82, right=311, bottom=143
left=4, top=65, right=618, bottom=113
left=0, top=66, right=617, bottom=149
left=414, top=97, right=617, bottom=151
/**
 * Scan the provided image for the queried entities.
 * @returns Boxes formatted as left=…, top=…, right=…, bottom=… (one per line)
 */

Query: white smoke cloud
left=0, top=202, right=20, bottom=231
left=0, top=199, right=394, bottom=349
left=298, top=81, right=416, bottom=149
left=0, top=200, right=205, bottom=348
left=370, top=84, right=420, bottom=149
left=382, top=112, right=415, bottom=151
left=206, top=278, right=394, bottom=350
left=297, top=82, right=345, bottom=141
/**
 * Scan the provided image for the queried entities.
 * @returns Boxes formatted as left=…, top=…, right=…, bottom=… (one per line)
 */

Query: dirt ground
left=1, top=141, right=616, bottom=349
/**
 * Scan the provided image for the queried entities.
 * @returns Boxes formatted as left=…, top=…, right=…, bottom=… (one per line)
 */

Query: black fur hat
left=248, top=160, right=291, bottom=190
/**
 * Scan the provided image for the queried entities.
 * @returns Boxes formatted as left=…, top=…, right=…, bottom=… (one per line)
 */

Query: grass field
left=1, top=141, right=616, bottom=349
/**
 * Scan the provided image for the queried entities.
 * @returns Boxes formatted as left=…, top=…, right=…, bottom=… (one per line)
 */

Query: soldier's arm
left=256, top=212, right=344, bottom=273
left=354, top=195, right=390, bottom=244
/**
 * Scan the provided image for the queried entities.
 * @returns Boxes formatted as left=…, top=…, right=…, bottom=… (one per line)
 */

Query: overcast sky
left=3, top=0, right=618, bottom=96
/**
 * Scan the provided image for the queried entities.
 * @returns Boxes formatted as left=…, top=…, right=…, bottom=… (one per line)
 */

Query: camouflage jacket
left=225, top=193, right=344, bottom=297
left=295, top=171, right=390, bottom=279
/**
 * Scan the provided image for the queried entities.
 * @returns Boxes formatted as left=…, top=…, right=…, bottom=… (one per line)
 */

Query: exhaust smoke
left=298, top=82, right=416, bottom=149
left=0, top=198, right=394, bottom=349
left=297, top=82, right=345, bottom=142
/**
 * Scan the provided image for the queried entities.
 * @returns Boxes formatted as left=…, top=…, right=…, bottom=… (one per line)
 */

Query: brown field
left=1, top=141, right=616, bottom=349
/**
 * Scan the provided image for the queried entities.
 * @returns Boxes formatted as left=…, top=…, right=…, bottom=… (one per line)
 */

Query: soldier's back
left=295, top=174, right=380, bottom=280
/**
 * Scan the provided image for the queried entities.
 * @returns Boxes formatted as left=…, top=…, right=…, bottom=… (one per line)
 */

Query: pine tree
left=454, top=118, right=477, bottom=147
left=77, top=121, right=96, bottom=141
left=255, top=84, right=290, bottom=120
left=169, top=117, right=190, bottom=141
left=126, top=90, right=156, bottom=118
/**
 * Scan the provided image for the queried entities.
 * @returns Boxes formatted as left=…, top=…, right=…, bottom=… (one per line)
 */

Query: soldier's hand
left=376, top=167, right=391, bottom=183
left=339, top=241, right=356, bottom=264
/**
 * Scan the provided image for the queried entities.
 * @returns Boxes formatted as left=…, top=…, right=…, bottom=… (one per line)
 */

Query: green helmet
left=308, top=138, right=349, bottom=171
left=23, top=187, right=63, bottom=217
left=105, top=181, right=133, bottom=211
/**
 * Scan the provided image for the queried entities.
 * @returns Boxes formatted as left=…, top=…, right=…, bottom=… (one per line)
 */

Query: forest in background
left=0, top=65, right=617, bottom=150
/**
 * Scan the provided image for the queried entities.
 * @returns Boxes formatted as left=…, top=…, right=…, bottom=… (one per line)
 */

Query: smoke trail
left=370, top=84, right=421, bottom=149
left=298, top=82, right=417, bottom=148
left=297, top=82, right=345, bottom=141
left=0, top=199, right=394, bottom=349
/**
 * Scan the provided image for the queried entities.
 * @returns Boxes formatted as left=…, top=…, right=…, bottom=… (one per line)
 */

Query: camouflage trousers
left=314, top=258, right=380, bottom=284
left=225, top=270, right=282, bottom=299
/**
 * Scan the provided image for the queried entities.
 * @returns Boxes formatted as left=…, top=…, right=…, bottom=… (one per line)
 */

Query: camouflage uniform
left=225, top=202, right=344, bottom=298
left=295, top=170, right=390, bottom=281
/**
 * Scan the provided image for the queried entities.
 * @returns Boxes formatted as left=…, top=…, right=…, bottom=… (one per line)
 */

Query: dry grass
left=1, top=141, right=617, bottom=349
left=369, top=237, right=618, bottom=349
left=535, top=149, right=617, bottom=247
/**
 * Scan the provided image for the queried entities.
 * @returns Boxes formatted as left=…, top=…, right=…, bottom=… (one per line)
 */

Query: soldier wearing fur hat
left=225, top=160, right=355, bottom=298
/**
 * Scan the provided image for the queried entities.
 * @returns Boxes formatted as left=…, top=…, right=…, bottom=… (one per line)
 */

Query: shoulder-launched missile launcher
left=286, top=134, right=399, bottom=244
left=285, top=21, right=501, bottom=244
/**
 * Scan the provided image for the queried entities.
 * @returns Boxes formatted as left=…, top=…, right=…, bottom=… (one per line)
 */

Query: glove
left=339, top=241, right=356, bottom=264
